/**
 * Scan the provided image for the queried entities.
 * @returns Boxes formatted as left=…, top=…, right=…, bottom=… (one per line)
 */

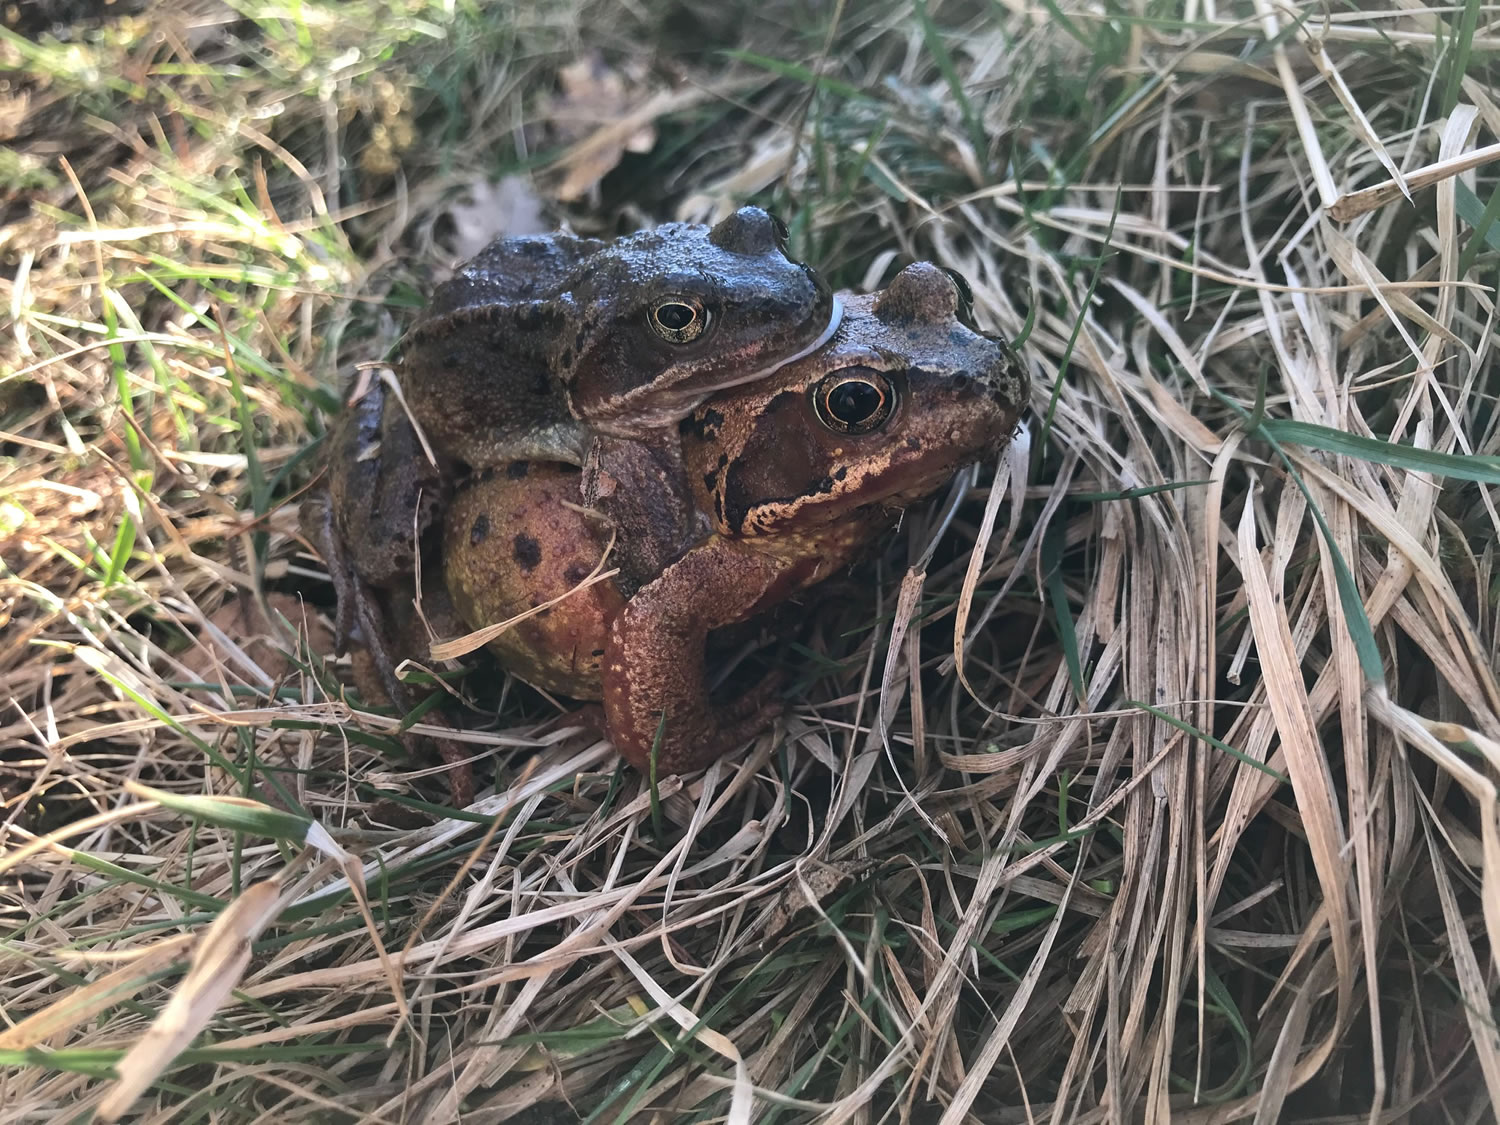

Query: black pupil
left=657, top=303, right=696, bottom=331
left=828, top=380, right=883, bottom=424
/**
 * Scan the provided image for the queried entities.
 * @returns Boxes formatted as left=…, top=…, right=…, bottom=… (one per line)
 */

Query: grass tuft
left=5, top=1, right=1500, bottom=1120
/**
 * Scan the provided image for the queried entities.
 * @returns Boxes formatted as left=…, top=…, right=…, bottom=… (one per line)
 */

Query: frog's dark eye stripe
left=812, top=367, right=897, bottom=434
left=650, top=297, right=709, bottom=343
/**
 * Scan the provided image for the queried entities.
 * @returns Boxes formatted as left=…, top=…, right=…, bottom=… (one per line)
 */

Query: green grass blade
left=1259, top=418, right=1500, bottom=483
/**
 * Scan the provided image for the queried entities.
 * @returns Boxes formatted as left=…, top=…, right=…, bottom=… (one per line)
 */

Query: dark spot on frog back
left=681, top=407, right=724, bottom=443
left=564, top=562, right=590, bottom=585
left=507, top=461, right=530, bottom=479
left=513, top=533, right=543, bottom=572
left=470, top=513, right=491, bottom=546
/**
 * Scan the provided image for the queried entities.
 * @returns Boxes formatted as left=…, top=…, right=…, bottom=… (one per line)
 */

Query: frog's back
left=399, top=232, right=606, bottom=467
left=426, top=232, right=608, bottom=316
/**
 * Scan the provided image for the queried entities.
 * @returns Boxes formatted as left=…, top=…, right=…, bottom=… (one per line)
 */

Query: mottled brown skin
left=299, top=376, right=443, bottom=695
left=303, top=210, right=834, bottom=797
left=441, top=262, right=1030, bottom=774
left=298, top=376, right=480, bottom=804
left=400, top=207, right=836, bottom=464
left=444, top=462, right=625, bottom=694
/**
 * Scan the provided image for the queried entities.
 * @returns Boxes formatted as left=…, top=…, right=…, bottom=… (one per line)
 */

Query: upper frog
left=441, top=261, right=1029, bottom=773
left=399, top=206, right=839, bottom=468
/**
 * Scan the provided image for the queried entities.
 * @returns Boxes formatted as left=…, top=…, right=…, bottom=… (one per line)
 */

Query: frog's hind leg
left=583, top=433, right=711, bottom=594
left=302, top=491, right=477, bottom=806
left=602, top=541, right=793, bottom=773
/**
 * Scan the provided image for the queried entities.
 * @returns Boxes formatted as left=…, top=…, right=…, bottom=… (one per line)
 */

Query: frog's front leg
left=582, top=433, right=711, bottom=595
left=602, top=540, right=793, bottom=773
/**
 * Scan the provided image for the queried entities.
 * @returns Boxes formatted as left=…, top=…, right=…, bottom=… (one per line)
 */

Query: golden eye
left=650, top=297, right=709, bottom=343
left=812, top=367, right=897, bottom=434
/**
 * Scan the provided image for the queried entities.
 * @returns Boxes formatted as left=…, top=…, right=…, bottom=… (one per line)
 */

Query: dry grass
left=4, top=1, right=1500, bottom=1121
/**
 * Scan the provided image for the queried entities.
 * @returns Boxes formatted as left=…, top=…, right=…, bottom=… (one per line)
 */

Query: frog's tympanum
left=442, top=262, right=1029, bottom=773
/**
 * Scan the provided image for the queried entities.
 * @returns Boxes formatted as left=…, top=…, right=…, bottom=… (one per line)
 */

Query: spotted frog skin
left=441, top=262, right=1029, bottom=773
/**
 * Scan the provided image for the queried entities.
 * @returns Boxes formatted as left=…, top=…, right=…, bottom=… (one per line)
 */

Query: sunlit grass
left=4, top=0, right=1500, bottom=1121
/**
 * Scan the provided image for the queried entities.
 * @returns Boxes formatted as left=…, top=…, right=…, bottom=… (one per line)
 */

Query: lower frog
left=441, top=262, right=1028, bottom=772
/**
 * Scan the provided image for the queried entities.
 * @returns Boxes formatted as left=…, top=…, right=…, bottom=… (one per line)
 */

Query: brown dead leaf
left=758, top=859, right=880, bottom=950
left=443, top=175, right=548, bottom=261
left=543, top=51, right=661, bottom=202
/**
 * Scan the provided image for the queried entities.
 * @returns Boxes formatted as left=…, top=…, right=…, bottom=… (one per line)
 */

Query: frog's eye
left=650, top=297, right=710, bottom=344
left=813, top=367, right=897, bottom=434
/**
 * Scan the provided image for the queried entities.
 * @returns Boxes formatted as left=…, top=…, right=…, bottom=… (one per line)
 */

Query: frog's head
left=557, top=207, right=838, bottom=434
left=682, top=262, right=1029, bottom=538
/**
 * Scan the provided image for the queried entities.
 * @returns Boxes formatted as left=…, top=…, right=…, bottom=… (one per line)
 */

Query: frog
left=440, top=261, right=1029, bottom=773
left=399, top=205, right=841, bottom=587
left=399, top=206, right=839, bottom=467
left=306, top=207, right=837, bottom=682
left=301, top=209, right=837, bottom=783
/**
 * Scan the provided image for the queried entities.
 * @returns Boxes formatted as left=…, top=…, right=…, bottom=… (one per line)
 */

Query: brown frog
left=442, top=262, right=1029, bottom=773
left=400, top=206, right=838, bottom=466
left=304, top=208, right=834, bottom=714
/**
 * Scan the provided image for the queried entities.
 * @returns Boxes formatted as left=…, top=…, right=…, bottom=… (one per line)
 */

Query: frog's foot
left=720, top=667, right=786, bottom=725
left=603, top=541, right=794, bottom=774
